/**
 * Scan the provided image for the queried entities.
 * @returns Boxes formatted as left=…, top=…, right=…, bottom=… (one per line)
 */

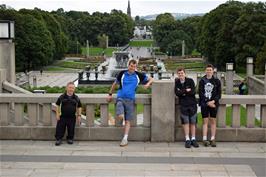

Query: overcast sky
left=1, top=0, right=264, bottom=16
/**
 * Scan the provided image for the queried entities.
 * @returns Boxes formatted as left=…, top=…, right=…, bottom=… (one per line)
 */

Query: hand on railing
left=106, top=95, right=113, bottom=102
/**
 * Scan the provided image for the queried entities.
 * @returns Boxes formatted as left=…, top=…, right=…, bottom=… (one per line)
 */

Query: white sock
left=211, top=136, right=215, bottom=140
left=191, top=136, right=196, bottom=140
left=123, top=134, right=128, bottom=140
left=185, top=135, right=190, bottom=141
left=203, top=136, right=207, bottom=141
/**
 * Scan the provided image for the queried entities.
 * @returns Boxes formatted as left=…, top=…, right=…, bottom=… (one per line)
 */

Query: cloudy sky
left=1, top=0, right=264, bottom=16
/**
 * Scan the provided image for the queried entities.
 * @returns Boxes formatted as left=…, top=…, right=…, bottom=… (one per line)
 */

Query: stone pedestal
left=226, top=63, right=234, bottom=95
left=0, top=40, right=16, bottom=85
left=151, top=80, right=175, bottom=142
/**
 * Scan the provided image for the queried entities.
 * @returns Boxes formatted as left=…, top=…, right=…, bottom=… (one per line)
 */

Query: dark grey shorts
left=180, top=105, right=197, bottom=124
left=116, top=98, right=135, bottom=121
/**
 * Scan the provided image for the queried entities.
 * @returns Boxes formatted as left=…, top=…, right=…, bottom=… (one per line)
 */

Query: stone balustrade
left=0, top=81, right=266, bottom=142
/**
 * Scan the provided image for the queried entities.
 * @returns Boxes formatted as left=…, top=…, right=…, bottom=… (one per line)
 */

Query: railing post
left=143, top=104, right=151, bottom=127
left=28, top=103, right=38, bottom=126
left=217, top=104, right=226, bottom=128
left=14, top=103, right=24, bottom=126
left=151, top=81, right=175, bottom=142
left=42, top=103, right=52, bottom=126
left=261, top=105, right=266, bottom=128
left=246, top=104, right=255, bottom=128
left=86, top=104, right=95, bottom=127
left=232, top=104, right=240, bottom=128
left=100, top=104, right=108, bottom=126
left=131, top=103, right=137, bottom=127
left=0, top=103, right=9, bottom=125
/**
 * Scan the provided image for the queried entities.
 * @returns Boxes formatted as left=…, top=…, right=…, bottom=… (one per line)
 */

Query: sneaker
left=67, top=139, right=73, bottom=144
left=191, top=140, right=199, bottom=148
left=120, top=139, right=128, bottom=147
left=203, top=140, right=210, bottom=147
left=55, top=139, right=62, bottom=146
left=210, top=140, right=217, bottom=147
left=185, top=140, right=191, bottom=148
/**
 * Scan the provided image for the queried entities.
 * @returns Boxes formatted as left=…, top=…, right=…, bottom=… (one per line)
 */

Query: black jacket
left=198, top=75, right=221, bottom=107
left=175, top=77, right=197, bottom=106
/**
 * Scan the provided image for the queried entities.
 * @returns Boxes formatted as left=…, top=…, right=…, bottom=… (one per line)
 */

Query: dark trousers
left=55, top=117, right=76, bottom=140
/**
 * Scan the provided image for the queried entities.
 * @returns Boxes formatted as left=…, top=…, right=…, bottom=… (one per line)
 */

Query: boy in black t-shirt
left=199, top=64, right=221, bottom=147
left=55, top=82, right=82, bottom=146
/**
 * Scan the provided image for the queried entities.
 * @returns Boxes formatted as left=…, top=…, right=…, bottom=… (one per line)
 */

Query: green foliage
left=129, top=40, right=154, bottom=47
left=198, top=1, right=266, bottom=72
left=0, top=6, right=134, bottom=71
left=152, top=13, right=199, bottom=56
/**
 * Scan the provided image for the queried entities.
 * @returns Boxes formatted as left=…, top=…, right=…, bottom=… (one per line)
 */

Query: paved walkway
left=1, top=141, right=265, bottom=177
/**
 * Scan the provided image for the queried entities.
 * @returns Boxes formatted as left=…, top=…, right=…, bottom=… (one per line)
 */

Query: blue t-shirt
left=115, top=70, right=148, bottom=100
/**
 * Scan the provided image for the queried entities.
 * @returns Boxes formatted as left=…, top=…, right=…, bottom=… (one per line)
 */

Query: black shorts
left=180, top=105, right=197, bottom=124
left=201, top=106, right=218, bottom=118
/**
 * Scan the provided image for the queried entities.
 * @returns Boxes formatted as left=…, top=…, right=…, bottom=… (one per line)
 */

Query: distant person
left=106, top=59, right=154, bottom=147
left=55, top=82, right=82, bottom=146
left=239, top=79, right=248, bottom=95
left=40, top=69, right=43, bottom=75
left=175, top=67, right=199, bottom=148
left=198, top=64, right=221, bottom=147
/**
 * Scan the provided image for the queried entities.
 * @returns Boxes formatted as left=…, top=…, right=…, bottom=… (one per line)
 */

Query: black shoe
left=210, top=140, right=217, bottom=147
left=67, top=139, right=73, bottom=144
left=55, top=139, right=62, bottom=146
left=203, top=140, right=210, bottom=147
left=185, top=140, right=191, bottom=148
left=191, top=139, right=199, bottom=148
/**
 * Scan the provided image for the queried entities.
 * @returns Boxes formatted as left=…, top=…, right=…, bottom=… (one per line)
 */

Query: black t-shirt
left=198, top=75, right=221, bottom=107
left=56, top=93, right=82, bottom=118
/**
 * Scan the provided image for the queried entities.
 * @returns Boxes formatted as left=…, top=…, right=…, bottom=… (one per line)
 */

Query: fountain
left=78, top=51, right=133, bottom=85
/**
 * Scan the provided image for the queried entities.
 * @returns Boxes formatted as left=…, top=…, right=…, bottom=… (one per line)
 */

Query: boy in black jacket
left=175, top=68, right=199, bottom=148
left=199, top=64, right=221, bottom=147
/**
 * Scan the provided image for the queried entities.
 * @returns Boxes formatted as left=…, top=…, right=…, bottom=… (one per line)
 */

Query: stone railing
left=247, top=76, right=265, bottom=95
left=0, top=81, right=265, bottom=142
left=0, top=93, right=151, bottom=141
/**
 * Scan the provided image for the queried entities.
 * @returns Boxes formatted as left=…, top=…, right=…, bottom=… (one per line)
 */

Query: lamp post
left=0, top=20, right=15, bottom=92
left=226, top=63, right=234, bottom=95
left=246, top=57, right=253, bottom=76
left=264, top=63, right=266, bottom=95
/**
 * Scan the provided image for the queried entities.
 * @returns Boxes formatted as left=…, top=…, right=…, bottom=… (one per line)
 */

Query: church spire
left=127, top=0, right=131, bottom=17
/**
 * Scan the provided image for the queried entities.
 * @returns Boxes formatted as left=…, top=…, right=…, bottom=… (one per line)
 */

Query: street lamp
left=226, top=63, right=234, bottom=71
left=0, top=20, right=15, bottom=39
left=247, top=57, right=253, bottom=64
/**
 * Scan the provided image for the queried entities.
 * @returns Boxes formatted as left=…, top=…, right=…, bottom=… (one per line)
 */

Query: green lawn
left=165, top=62, right=205, bottom=71
left=81, top=47, right=116, bottom=57
left=197, top=105, right=261, bottom=127
left=129, top=40, right=155, bottom=47
left=44, top=66, right=72, bottom=71
left=55, top=61, right=89, bottom=69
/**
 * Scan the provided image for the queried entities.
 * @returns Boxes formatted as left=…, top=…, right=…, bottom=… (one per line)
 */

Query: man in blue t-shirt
left=107, top=59, right=153, bottom=146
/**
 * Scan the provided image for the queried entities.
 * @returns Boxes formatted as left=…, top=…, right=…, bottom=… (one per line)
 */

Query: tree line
left=152, top=1, right=266, bottom=73
left=0, top=5, right=134, bottom=71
